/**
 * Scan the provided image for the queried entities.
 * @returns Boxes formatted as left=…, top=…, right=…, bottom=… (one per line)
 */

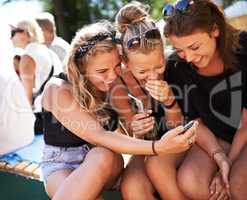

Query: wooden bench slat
left=14, top=161, right=31, bottom=173
left=24, top=163, right=40, bottom=176
left=32, top=167, right=42, bottom=180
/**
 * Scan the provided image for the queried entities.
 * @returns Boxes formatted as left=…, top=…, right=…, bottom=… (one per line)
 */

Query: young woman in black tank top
left=159, top=0, right=247, bottom=199
left=111, top=2, right=196, bottom=200
left=41, top=21, right=198, bottom=200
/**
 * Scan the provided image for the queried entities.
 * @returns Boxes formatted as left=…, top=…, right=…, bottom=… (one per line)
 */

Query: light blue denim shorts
left=41, top=144, right=91, bottom=184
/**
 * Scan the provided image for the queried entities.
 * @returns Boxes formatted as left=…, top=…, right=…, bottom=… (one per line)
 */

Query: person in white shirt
left=0, top=24, right=34, bottom=155
left=36, top=12, right=70, bottom=67
left=10, top=19, right=63, bottom=112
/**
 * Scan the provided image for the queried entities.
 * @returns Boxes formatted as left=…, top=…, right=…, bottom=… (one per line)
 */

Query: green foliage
left=40, top=0, right=236, bottom=42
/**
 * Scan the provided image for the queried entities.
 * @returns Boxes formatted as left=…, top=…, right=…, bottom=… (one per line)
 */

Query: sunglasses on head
left=126, top=28, right=161, bottom=51
left=162, top=0, right=194, bottom=17
left=11, top=28, right=25, bottom=38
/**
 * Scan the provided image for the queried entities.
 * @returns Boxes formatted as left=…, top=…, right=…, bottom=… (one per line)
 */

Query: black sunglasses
left=11, top=28, right=25, bottom=38
left=126, top=28, right=161, bottom=50
left=162, top=0, right=194, bottom=17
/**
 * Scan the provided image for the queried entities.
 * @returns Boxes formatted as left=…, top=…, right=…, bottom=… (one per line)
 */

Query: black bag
left=34, top=111, right=44, bottom=134
left=33, top=65, right=54, bottom=134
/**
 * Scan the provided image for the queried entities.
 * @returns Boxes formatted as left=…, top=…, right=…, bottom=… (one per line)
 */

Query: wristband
left=163, top=98, right=176, bottom=109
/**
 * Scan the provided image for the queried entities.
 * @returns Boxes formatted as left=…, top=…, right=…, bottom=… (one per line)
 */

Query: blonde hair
left=66, top=21, right=118, bottom=121
left=16, top=19, right=44, bottom=43
left=115, top=1, right=163, bottom=58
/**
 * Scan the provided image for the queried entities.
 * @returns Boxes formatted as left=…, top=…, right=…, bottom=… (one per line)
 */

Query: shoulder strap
left=33, top=51, right=54, bottom=100
left=35, top=65, right=54, bottom=97
left=119, top=76, right=134, bottom=96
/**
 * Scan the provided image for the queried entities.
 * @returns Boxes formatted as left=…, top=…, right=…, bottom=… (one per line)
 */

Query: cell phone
left=128, top=93, right=144, bottom=113
left=179, top=121, right=195, bottom=135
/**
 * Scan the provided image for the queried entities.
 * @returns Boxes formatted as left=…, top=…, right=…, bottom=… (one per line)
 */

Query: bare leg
left=46, top=147, right=123, bottom=200
left=178, top=140, right=230, bottom=200
left=145, top=152, right=187, bottom=200
left=230, top=144, right=247, bottom=200
left=121, top=155, right=156, bottom=200
left=45, top=168, right=73, bottom=197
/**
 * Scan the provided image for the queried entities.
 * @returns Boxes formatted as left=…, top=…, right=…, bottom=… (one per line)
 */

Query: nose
left=184, top=50, right=195, bottom=63
left=108, top=68, right=117, bottom=81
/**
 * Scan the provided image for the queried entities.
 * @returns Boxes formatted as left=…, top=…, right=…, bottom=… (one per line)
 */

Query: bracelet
left=211, top=149, right=225, bottom=160
left=211, top=149, right=233, bottom=167
left=152, top=140, right=158, bottom=155
left=163, top=98, right=176, bottom=109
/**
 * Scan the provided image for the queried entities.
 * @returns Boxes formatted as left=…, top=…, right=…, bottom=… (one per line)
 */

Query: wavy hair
left=16, top=19, right=44, bottom=43
left=66, top=21, right=118, bottom=121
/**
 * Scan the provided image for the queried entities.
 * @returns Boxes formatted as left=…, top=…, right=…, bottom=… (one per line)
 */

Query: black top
left=43, top=73, right=119, bottom=147
left=118, top=76, right=168, bottom=139
left=166, top=31, right=247, bottom=143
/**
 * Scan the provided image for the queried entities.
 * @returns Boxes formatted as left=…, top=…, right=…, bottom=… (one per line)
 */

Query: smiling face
left=85, top=49, right=121, bottom=92
left=126, top=47, right=165, bottom=84
left=169, top=28, right=220, bottom=70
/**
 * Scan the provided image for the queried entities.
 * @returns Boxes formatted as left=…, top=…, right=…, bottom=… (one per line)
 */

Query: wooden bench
left=0, top=135, right=122, bottom=200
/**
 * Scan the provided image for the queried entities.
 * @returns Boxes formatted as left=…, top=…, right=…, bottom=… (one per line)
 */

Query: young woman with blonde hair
left=40, top=20, right=198, bottom=200
left=11, top=19, right=62, bottom=113
left=111, top=2, right=196, bottom=199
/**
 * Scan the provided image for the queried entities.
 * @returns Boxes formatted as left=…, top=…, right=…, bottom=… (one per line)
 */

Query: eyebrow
left=174, top=42, right=200, bottom=51
left=95, top=62, right=121, bottom=72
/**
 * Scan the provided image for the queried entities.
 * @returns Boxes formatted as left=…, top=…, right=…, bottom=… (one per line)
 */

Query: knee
left=91, top=147, right=123, bottom=174
left=121, top=170, right=149, bottom=199
left=178, top=167, right=196, bottom=194
left=178, top=168, right=208, bottom=199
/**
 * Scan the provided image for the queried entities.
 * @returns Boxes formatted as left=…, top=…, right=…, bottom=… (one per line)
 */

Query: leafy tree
left=1, top=0, right=237, bottom=41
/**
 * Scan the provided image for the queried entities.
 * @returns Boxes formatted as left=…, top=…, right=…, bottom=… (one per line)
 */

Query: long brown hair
left=164, top=0, right=240, bottom=70
left=66, top=21, right=119, bottom=121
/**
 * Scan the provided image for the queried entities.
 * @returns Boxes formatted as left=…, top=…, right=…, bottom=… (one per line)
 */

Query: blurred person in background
left=36, top=12, right=70, bottom=67
left=10, top=18, right=63, bottom=113
left=0, top=24, right=34, bottom=155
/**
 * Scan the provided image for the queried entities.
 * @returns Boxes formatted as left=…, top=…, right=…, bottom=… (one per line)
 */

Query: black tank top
left=43, top=73, right=119, bottom=147
left=119, top=76, right=168, bottom=139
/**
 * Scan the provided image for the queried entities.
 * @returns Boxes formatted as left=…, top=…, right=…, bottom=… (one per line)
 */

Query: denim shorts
left=41, top=144, right=91, bottom=184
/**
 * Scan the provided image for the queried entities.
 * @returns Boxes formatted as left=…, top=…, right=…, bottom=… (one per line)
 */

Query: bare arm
left=19, top=55, right=35, bottom=105
left=195, top=118, right=224, bottom=156
left=42, top=78, right=197, bottom=155
left=162, top=89, right=183, bottom=128
left=110, top=79, right=135, bottom=136
left=228, top=108, right=247, bottom=162
left=195, top=118, right=232, bottom=190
